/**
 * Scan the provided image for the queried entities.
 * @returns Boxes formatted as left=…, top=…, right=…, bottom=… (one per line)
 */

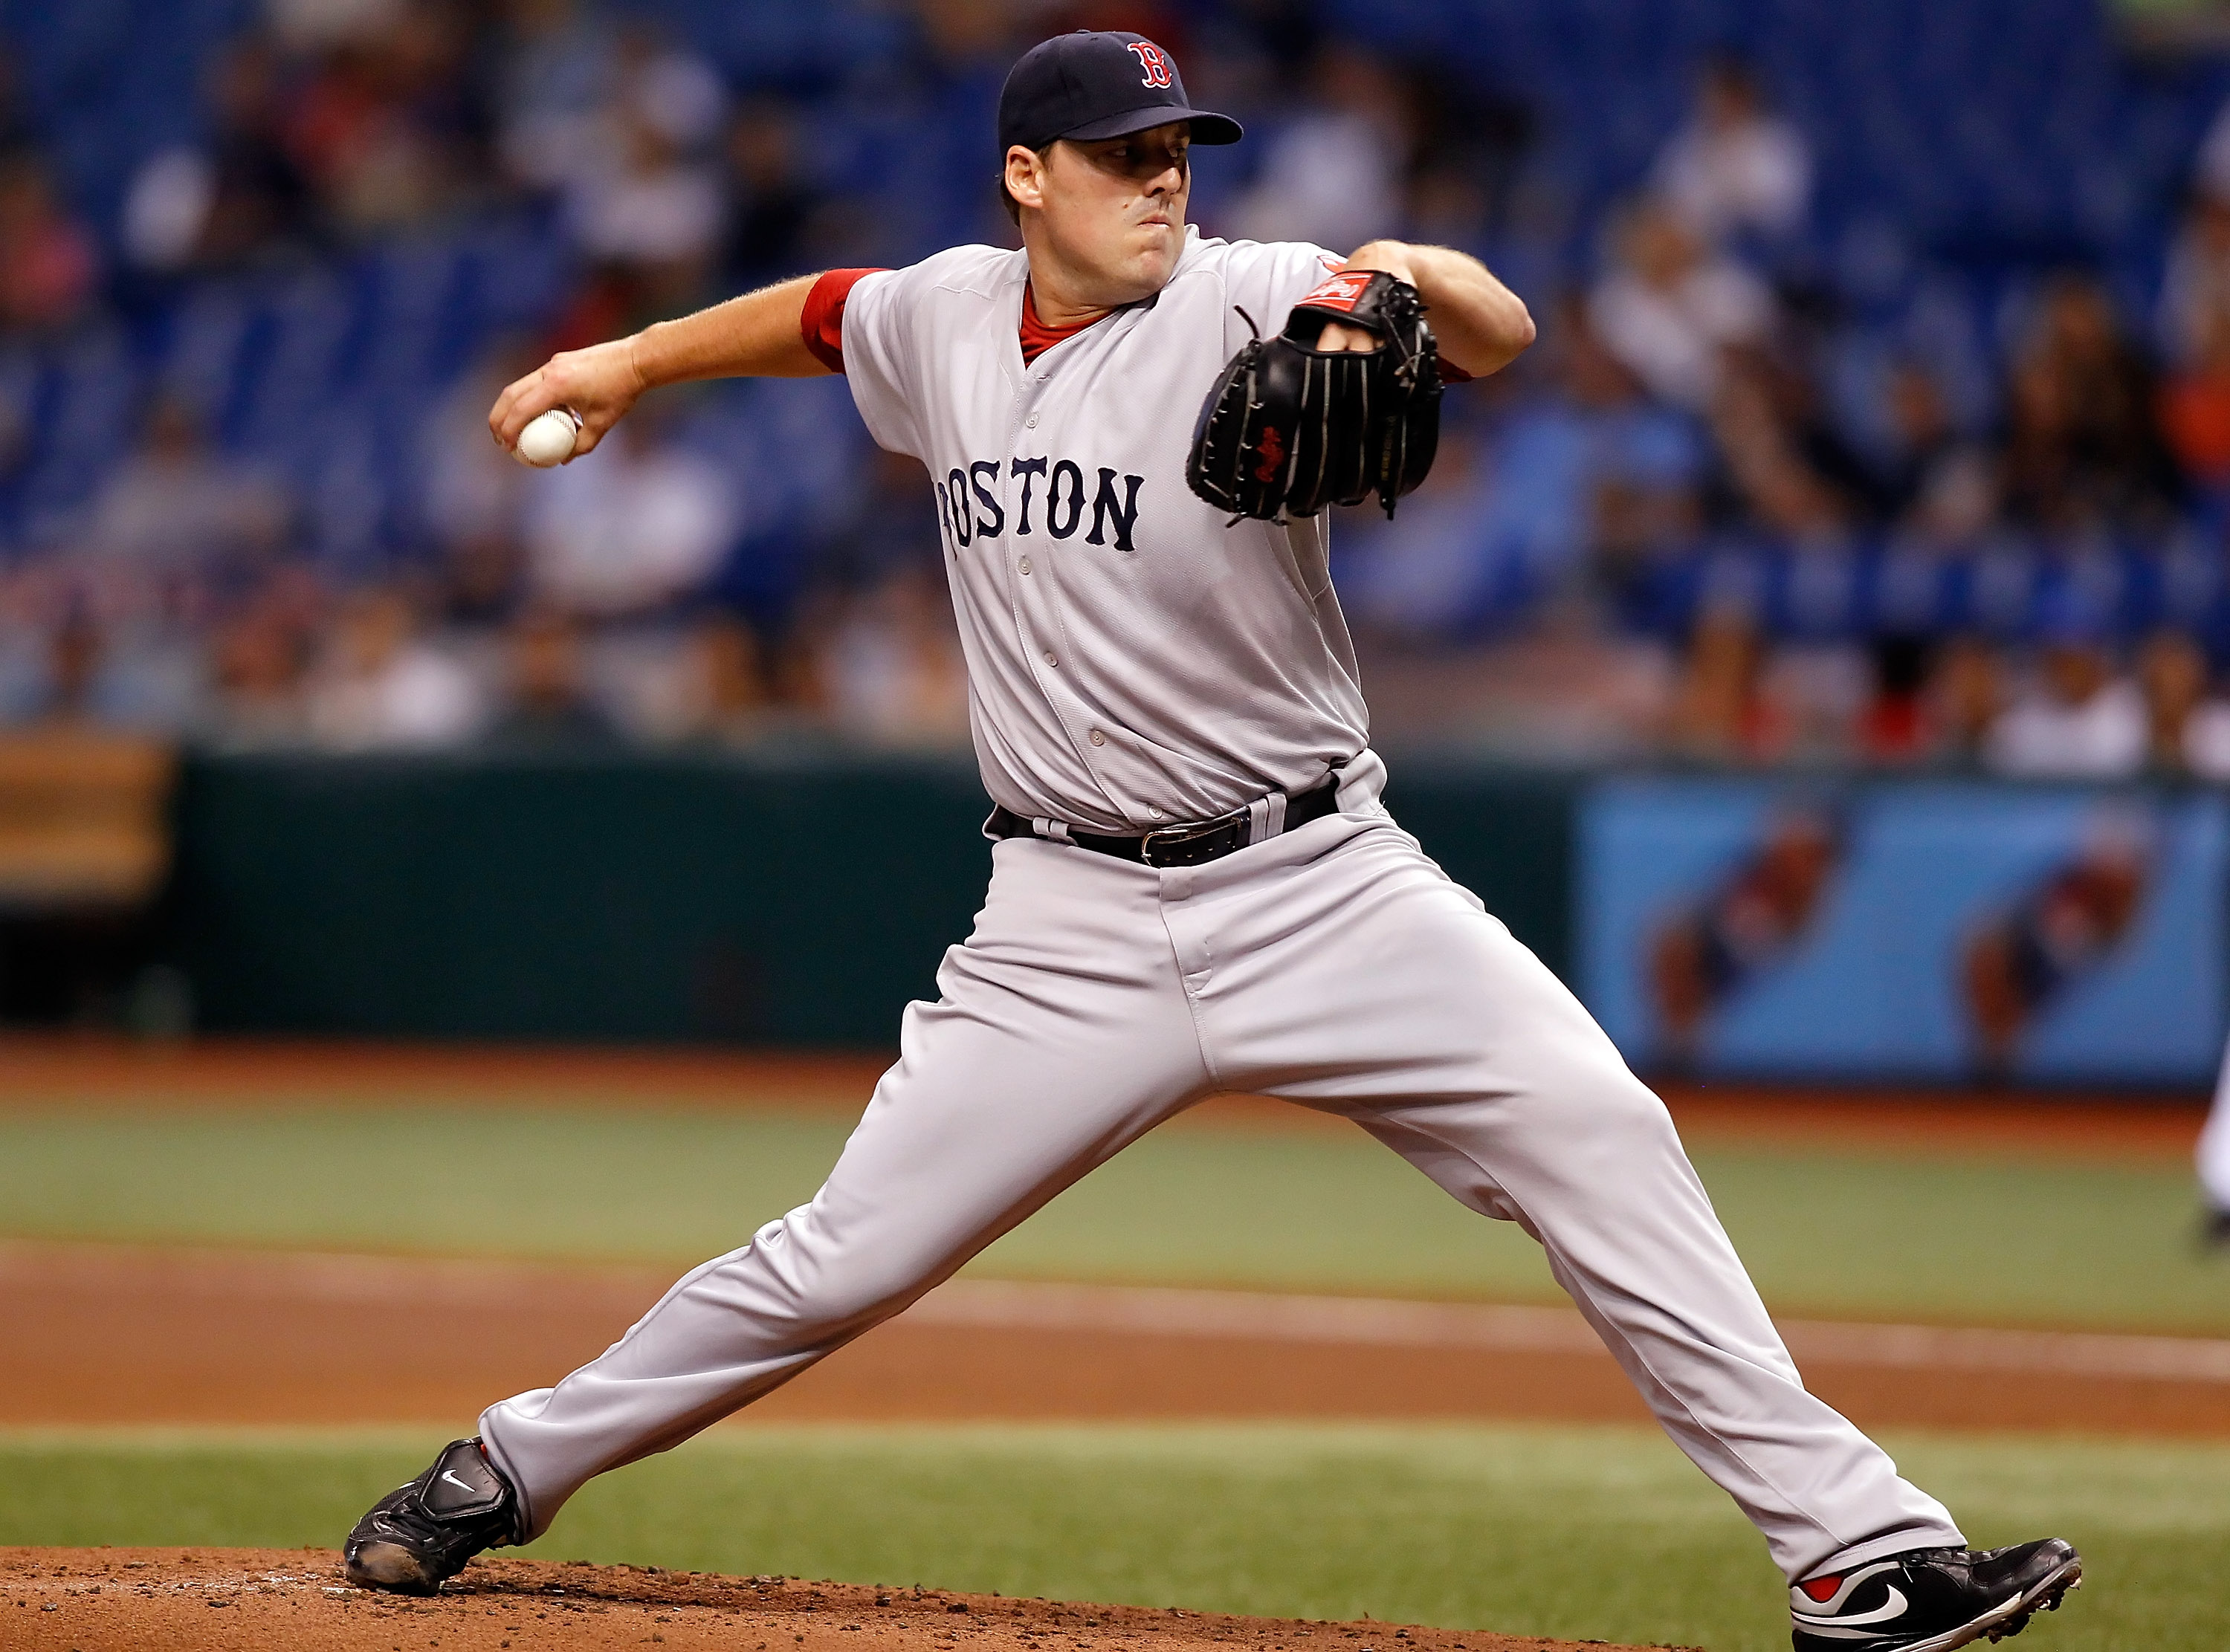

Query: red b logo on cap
left=1128, top=41, right=1173, bottom=88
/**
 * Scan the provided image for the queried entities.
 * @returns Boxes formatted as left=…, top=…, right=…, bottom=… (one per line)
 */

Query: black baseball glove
left=1186, top=269, right=1444, bottom=522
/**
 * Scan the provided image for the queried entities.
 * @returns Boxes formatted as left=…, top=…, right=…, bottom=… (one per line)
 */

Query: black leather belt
left=987, top=777, right=1340, bottom=869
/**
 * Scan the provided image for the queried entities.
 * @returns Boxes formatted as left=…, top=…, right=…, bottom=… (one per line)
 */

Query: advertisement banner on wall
left=1579, top=778, right=2229, bottom=1083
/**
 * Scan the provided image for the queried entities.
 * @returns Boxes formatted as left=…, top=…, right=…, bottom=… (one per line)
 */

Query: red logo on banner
left=1128, top=41, right=1174, bottom=88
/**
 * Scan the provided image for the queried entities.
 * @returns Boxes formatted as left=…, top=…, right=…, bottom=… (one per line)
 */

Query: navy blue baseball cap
left=998, top=30, right=1243, bottom=155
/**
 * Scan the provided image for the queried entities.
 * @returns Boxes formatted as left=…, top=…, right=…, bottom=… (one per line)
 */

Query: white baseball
left=516, top=407, right=581, bottom=467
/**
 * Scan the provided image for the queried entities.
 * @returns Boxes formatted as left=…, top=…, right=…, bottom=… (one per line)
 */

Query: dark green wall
left=164, top=751, right=1580, bottom=1045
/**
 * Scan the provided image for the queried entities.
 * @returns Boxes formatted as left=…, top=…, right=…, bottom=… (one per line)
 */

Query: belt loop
left=1245, top=796, right=1270, bottom=846
left=1262, top=790, right=1289, bottom=839
left=1032, top=817, right=1071, bottom=843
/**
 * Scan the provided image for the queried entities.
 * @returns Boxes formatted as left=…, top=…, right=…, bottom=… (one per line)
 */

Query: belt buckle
left=1139, top=806, right=1247, bottom=868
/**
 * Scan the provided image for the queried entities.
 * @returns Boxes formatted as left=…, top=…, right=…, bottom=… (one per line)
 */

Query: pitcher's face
left=1008, top=123, right=1192, bottom=307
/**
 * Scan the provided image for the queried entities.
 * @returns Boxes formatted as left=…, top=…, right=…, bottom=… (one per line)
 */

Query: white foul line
left=903, top=1278, right=2230, bottom=1384
left=6, top=1242, right=2228, bottom=1385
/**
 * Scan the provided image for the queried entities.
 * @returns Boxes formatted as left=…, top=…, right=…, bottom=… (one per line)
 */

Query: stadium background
left=2, top=2, right=2229, bottom=1651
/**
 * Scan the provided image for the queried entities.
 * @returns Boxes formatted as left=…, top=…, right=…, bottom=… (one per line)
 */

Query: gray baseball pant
left=480, top=765, right=1962, bottom=1583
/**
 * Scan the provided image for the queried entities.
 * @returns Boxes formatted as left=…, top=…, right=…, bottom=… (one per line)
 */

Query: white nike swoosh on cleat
left=1791, top=1584, right=1909, bottom=1629
left=439, top=1470, right=479, bottom=1495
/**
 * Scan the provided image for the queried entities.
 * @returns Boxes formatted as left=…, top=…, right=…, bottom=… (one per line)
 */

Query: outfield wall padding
left=164, top=751, right=1580, bottom=1046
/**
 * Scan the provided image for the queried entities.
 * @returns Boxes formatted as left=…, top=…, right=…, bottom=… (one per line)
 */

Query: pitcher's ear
left=1004, top=145, right=1044, bottom=212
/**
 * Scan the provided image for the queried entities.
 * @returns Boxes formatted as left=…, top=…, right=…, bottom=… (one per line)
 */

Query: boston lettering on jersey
left=934, top=457, right=1145, bottom=553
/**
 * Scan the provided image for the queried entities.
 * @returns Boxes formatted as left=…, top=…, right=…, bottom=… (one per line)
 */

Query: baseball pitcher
left=343, top=33, right=2080, bottom=1652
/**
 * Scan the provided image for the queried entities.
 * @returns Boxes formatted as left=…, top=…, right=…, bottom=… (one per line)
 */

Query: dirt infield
left=0, top=1034, right=2205, bottom=1162
left=6, top=1243, right=2227, bottom=1436
left=0, top=1549, right=1670, bottom=1652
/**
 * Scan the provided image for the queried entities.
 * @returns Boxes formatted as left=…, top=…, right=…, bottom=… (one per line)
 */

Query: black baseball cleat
left=342, top=1436, right=520, bottom=1595
left=1789, top=1538, right=2081, bottom=1652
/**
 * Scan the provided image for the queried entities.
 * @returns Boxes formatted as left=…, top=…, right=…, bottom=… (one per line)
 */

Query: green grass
left=0, top=1103, right=2222, bottom=1332
left=1, top=1423, right=2220, bottom=1651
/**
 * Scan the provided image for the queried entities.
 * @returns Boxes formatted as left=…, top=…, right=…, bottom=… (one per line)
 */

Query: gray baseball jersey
left=841, top=228, right=1361, bottom=834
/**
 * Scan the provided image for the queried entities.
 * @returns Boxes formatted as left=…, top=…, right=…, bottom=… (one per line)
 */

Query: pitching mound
left=1, top=1548, right=1678, bottom=1652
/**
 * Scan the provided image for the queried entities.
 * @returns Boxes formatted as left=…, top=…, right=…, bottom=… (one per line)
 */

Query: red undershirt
left=801, top=268, right=1110, bottom=373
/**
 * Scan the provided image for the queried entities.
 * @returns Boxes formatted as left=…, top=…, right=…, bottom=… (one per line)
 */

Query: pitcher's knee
left=732, top=1211, right=950, bottom=1338
left=1551, top=1060, right=1681, bottom=1153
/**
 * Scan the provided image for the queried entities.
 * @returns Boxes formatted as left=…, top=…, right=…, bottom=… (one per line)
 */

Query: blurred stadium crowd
left=10, top=0, right=2230, bottom=770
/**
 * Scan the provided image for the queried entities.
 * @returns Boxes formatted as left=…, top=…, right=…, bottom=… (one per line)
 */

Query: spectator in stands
left=26, top=605, right=103, bottom=724
left=1396, top=68, right=1532, bottom=253
left=2159, top=187, right=2230, bottom=372
left=2137, top=626, right=2212, bottom=771
left=1927, top=635, right=2008, bottom=765
left=204, top=606, right=311, bottom=748
left=2001, top=274, right=2179, bottom=532
left=1342, top=296, right=1705, bottom=637
left=1651, top=52, right=1811, bottom=249
left=1756, top=635, right=1869, bottom=762
left=1228, top=44, right=1408, bottom=252
left=1858, top=632, right=2022, bottom=768
left=71, top=397, right=291, bottom=577
left=123, top=35, right=316, bottom=273
left=562, top=48, right=725, bottom=318
left=485, top=607, right=617, bottom=747
left=815, top=448, right=948, bottom=592
left=306, top=589, right=485, bottom=750
left=722, top=98, right=820, bottom=285
left=1878, top=361, right=1998, bottom=542
left=2156, top=305, right=2230, bottom=499
left=1589, top=195, right=1774, bottom=412
left=1858, top=635, right=1933, bottom=764
left=1709, top=346, right=1874, bottom=539
left=279, top=5, right=485, bottom=239
left=1333, top=431, right=1503, bottom=641
left=421, top=340, right=544, bottom=623
left=1983, top=612, right=2147, bottom=780
left=520, top=401, right=739, bottom=618
left=6, top=601, right=201, bottom=731
left=1554, top=294, right=1710, bottom=582
left=655, top=611, right=776, bottom=746
left=2180, top=675, right=2230, bottom=780
left=492, top=0, right=616, bottom=191
left=809, top=566, right=969, bottom=748
left=612, top=25, right=727, bottom=158
left=0, top=153, right=98, bottom=335
left=1666, top=601, right=1780, bottom=762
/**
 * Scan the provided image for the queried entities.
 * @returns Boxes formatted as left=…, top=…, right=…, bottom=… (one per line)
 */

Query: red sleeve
left=800, top=268, right=886, bottom=375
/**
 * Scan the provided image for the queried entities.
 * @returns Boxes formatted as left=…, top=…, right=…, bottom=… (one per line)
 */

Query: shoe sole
left=343, top=1541, right=445, bottom=1596
left=1896, top=1556, right=2084, bottom=1652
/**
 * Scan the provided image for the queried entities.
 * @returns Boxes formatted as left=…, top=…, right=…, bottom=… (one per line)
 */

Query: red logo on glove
left=1254, top=426, right=1285, bottom=483
left=1128, top=41, right=1174, bottom=88
left=1297, top=272, right=1373, bottom=313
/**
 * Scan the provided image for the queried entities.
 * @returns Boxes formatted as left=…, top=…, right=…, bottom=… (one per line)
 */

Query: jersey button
left=1025, top=413, right=1039, bottom=428
left=1043, top=651, right=1058, bottom=667
left=1148, top=807, right=1164, bottom=820
left=1018, top=556, right=1032, bottom=575
left=1088, top=729, right=1106, bottom=747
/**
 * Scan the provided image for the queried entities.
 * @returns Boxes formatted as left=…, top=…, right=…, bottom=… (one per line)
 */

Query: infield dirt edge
left=0, top=1547, right=1680, bottom=1652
